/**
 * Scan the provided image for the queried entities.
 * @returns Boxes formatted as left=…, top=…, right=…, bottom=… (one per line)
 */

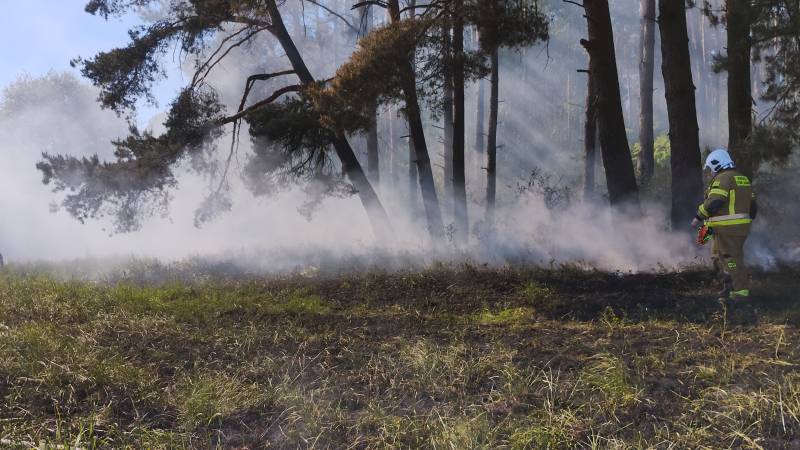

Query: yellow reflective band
left=712, top=180, right=721, bottom=187
left=735, top=176, right=751, bottom=186
left=698, top=204, right=709, bottom=218
left=730, top=289, right=750, bottom=298
left=709, top=188, right=729, bottom=197
left=729, top=190, right=736, bottom=215
left=708, top=213, right=750, bottom=221
left=707, top=218, right=752, bottom=227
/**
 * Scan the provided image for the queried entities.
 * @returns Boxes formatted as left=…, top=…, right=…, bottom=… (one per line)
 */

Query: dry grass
left=0, top=264, right=798, bottom=449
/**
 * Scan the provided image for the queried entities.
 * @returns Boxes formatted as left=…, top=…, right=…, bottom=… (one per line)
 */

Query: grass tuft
left=175, top=374, right=271, bottom=430
left=475, top=307, right=534, bottom=326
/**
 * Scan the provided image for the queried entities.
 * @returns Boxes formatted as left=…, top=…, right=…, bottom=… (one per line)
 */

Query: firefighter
left=691, top=149, right=758, bottom=301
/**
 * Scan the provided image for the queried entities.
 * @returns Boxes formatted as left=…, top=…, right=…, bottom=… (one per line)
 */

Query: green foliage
left=309, top=18, right=430, bottom=133
left=468, top=0, right=549, bottom=51
left=37, top=88, right=224, bottom=232
left=703, top=0, right=800, bottom=168
left=85, top=0, right=162, bottom=18
left=79, top=1, right=261, bottom=113
left=632, top=134, right=671, bottom=198
left=243, top=95, right=340, bottom=198
left=751, top=0, right=800, bottom=152
left=37, top=1, right=304, bottom=233
left=631, top=134, right=671, bottom=170
left=75, top=21, right=180, bottom=113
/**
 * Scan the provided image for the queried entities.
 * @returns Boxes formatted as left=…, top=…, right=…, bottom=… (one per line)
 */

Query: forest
left=26, top=0, right=799, bottom=254
left=1, top=0, right=800, bottom=448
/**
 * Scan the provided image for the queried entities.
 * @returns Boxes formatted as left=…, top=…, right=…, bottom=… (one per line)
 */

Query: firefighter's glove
left=696, top=225, right=713, bottom=246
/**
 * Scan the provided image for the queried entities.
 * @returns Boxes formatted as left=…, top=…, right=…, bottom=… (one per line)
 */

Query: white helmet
left=705, top=148, right=735, bottom=173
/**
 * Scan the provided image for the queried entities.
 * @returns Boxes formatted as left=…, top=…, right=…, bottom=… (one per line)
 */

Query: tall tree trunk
left=388, top=0, right=444, bottom=239
left=637, top=0, right=656, bottom=183
left=388, top=106, right=396, bottom=190
left=584, top=64, right=598, bottom=199
left=475, top=29, right=486, bottom=155
left=360, top=5, right=380, bottom=185
left=404, top=0, right=420, bottom=218
left=659, top=0, right=704, bottom=229
left=367, top=110, right=379, bottom=183
left=582, top=0, right=641, bottom=209
left=265, top=0, right=392, bottom=241
left=725, top=0, right=754, bottom=176
left=452, top=0, right=468, bottom=243
left=408, top=120, right=419, bottom=213
left=486, top=47, right=499, bottom=225
left=443, top=27, right=454, bottom=202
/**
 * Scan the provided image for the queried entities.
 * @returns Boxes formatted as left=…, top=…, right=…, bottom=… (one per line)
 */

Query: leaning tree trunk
left=388, top=0, right=444, bottom=239
left=265, top=0, right=393, bottom=240
left=726, top=0, right=754, bottom=176
left=486, top=46, right=499, bottom=225
left=582, top=0, right=640, bottom=209
left=452, top=0, right=468, bottom=243
left=637, top=0, right=656, bottom=183
left=443, top=26, right=454, bottom=203
left=659, top=0, right=704, bottom=229
left=584, top=60, right=598, bottom=199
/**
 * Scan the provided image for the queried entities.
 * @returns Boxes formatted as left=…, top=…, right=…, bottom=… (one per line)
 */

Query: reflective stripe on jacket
left=696, top=169, right=755, bottom=235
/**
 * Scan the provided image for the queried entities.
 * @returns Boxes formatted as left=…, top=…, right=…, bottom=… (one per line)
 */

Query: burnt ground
left=1, top=265, right=799, bottom=448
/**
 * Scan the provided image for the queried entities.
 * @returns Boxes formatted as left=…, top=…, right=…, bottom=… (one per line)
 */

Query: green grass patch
left=281, top=292, right=331, bottom=315
left=175, top=374, right=272, bottom=430
left=581, top=353, right=642, bottom=411
left=474, top=306, right=534, bottom=326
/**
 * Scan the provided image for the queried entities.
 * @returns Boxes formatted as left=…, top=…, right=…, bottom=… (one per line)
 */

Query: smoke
left=0, top=1, right=795, bottom=274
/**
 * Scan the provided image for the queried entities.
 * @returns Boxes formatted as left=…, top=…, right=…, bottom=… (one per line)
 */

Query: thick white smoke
left=0, top=2, right=794, bottom=274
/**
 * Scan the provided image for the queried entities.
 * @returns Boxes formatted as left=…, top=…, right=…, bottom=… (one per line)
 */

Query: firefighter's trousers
left=711, top=232, right=749, bottom=296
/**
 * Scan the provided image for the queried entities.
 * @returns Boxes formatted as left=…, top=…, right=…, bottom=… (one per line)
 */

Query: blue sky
left=0, top=0, right=182, bottom=123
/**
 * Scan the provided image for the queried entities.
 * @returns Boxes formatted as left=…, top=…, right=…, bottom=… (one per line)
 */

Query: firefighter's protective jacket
left=695, top=169, right=757, bottom=235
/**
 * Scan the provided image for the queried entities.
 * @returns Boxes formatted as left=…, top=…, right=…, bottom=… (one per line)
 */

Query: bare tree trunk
left=408, top=121, right=418, bottom=213
left=637, top=0, right=656, bottom=183
left=486, top=47, right=499, bottom=225
left=582, top=0, right=641, bottom=209
left=725, top=0, right=754, bottom=176
left=475, top=28, right=485, bottom=156
left=389, top=0, right=444, bottom=238
left=443, top=26, right=454, bottom=203
left=388, top=106, right=396, bottom=190
left=452, top=0, right=468, bottom=243
left=360, top=5, right=380, bottom=185
left=367, top=112, right=379, bottom=183
left=265, top=0, right=392, bottom=241
left=584, top=64, right=598, bottom=198
left=404, top=0, right=420, bottom=218
left=659, top=0, right=704, bottom=229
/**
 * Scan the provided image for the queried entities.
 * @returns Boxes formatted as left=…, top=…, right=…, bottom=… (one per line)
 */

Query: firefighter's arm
left=695, top=180, right=729, bottom=221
